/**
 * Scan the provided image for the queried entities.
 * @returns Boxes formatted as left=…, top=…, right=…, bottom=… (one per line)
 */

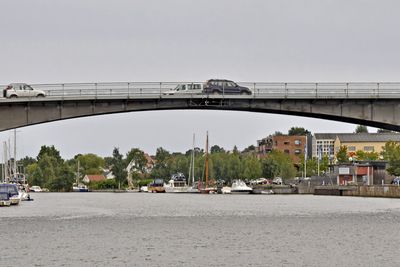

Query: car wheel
left=10, top=95, right=17, bottom=98
left=213, top=90, right=220, bottom=95
left=36, top=94, right=45, bottom=97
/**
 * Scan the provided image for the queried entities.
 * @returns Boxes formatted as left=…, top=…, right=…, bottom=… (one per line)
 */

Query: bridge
left=1, top=81, right=400, bottom=131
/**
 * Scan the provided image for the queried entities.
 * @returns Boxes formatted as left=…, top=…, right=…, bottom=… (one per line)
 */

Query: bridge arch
left=0, top=96, right=399, bottom=132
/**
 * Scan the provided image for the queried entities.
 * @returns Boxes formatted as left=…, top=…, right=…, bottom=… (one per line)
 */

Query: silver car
left=3, top=83, right=46, bottom=98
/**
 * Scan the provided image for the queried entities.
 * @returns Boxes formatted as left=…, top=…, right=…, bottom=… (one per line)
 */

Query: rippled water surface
left=1, top=193, right=400, bottom=266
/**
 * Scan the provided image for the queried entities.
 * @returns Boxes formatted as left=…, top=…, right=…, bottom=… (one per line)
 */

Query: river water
left=1, top=193, right=400, bottom=267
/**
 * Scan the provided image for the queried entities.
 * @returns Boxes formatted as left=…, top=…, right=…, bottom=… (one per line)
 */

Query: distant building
left=256, top=134, right=312, bottom=163
left=334, top=161, right=389, bottom=185
left=102, top=169, right=115, bottom=180
left=312, top=133, right=337, bottom=159
left=333, top=133, right=400, bottom=156
left=83, top=174, right=106, bottom=183
left=313, top=132, right=400, bottom=160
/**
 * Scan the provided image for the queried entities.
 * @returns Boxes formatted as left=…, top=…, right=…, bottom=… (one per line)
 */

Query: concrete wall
left=342, top=185, right=400, bottom=198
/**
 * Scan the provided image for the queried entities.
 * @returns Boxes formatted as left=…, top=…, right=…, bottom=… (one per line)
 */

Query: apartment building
left=257, top=134, right=311, bottom=163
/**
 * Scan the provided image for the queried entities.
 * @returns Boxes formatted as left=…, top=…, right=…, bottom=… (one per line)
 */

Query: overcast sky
left=1, top=0, right=399, bottom=159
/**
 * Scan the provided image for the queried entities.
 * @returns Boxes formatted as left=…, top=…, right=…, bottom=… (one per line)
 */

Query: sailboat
left=199, top=131, right=217, bottom=194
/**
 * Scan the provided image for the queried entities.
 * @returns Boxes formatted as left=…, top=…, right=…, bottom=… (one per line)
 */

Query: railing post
left=346, top=83, right=349, bottom=98
left=62, top=84, right=65, bottom=100
left=377, top=82, right=380, bottom=98
left=253, top=83, right=256, bottom=98
left=127, top=82, right=130, bottom=98
left=315, top=83, right=318, bottom=98
left=285, top=83, right=288, bottom=98
left=159, top=82, right=162, bottom=97
left=95, top=83, right=98, bottom=99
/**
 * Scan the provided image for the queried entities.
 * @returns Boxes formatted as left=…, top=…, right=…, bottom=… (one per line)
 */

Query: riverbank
left=314, top=185, right=400, bottom=198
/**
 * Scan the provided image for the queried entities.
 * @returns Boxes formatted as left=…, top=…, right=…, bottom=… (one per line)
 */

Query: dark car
left=204, top=79, right=252, bottom=95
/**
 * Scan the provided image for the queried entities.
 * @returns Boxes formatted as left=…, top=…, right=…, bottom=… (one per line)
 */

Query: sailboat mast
left=192, top=134, right=195, bottom=186
left=205, top=131, right=209, bottom=188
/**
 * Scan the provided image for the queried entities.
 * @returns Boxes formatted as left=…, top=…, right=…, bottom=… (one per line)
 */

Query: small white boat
left=221, top=186, right=232, bottom=194
left=140, top=186, right=148, bottom=192
left=231, top=180, right=253, bottom=194
left=72, top=183, right=89, bottom=192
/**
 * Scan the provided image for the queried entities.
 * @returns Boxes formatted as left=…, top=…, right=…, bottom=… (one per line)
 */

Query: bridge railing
left=1, top=82, right=400, bottom=100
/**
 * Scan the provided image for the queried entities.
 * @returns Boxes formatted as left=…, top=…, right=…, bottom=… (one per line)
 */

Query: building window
left=284, top=149, right=290, bottom=154
left=294, top=140, right=301, bottom=145
left=294, top=149, right=302, bottom=154
left=364, top=146, right=374, bottom=152
left=284, top=141, right=290, bottom=145
left=348, top=146, right=356, bottom=152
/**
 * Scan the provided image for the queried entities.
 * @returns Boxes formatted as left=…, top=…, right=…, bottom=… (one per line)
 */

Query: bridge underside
left=0, top=97, right=399, bottom=132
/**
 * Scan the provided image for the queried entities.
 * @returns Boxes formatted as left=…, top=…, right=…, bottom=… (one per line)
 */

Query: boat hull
left=164, top=186, right=190, bottom=193
left=148, top=186, right=165, bottom=193
left=231, top=190, right=252, bottom=194
left=0, top=200, right=11, bottom=206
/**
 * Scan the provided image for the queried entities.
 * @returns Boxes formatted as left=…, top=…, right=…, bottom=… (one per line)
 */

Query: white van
left=163, top=83, right=204, bottom=95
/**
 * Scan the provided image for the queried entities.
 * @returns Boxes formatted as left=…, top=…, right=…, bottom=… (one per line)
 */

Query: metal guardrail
left=1, top=82, right=400, bottom=101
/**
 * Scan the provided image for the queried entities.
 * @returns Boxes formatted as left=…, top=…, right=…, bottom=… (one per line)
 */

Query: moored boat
left=0, top=192, right=11, bottom=207
left=164, top=173, right=189, bottom=193
left=231, top=180, right=253, bottom=194
left=72, top=183, right=89, bottom=192
left=148, top=179, right=165, bottom=193
left=0, top=183, right=21, bottom=205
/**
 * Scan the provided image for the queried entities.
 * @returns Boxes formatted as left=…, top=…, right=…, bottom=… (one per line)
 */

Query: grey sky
left=1, top=0, right=399, bottom=159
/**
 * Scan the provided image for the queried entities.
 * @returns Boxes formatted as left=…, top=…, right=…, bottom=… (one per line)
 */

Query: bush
left=89, top=179, right=118, bottom=190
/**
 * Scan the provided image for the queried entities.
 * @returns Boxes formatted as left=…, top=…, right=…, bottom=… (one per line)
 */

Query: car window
left=193, top=84, right=201, bottom=89
left=217, top=82, right=224, bottom=87
left=187, top=84, right=193, bottom=90
left=182, top=85, right=186, bottom=90
left=227, top=82, right=235, bottom=87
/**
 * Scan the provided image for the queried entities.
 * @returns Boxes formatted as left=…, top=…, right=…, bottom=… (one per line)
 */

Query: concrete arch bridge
left=0, top=81, right=400, bottom=131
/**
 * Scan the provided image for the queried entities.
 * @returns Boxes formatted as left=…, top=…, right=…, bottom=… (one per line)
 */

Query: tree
left=152, top=147, right=171, bottom=179
left=242, top=145, right=256, bottom=154
left=355, top=150, right=379, bottom=161
left=355, top=125, right=368, bottom=133
left=37, top=145, right=63, bottom=164
left=20, top=156, right=36, bottom=168
left=288, top=127, right=310, bottom=136
left=110, top=147, right=127, bottom=189
left=261, top=156, right=279, bottom=178
left=241, top=155, right=262, bottom=180
left=336, top=145, right=349, bottom=163
left=210, top=145, right=225, bottom=154
left=27, top=146, right=74, bottom=191
left=261, top=150, right=296, bottom=180
left=75, top=153, right=105, bottom=175
left=382, top=141, right=400, bottom=176
left=126, top=148, right=147, bottom=174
